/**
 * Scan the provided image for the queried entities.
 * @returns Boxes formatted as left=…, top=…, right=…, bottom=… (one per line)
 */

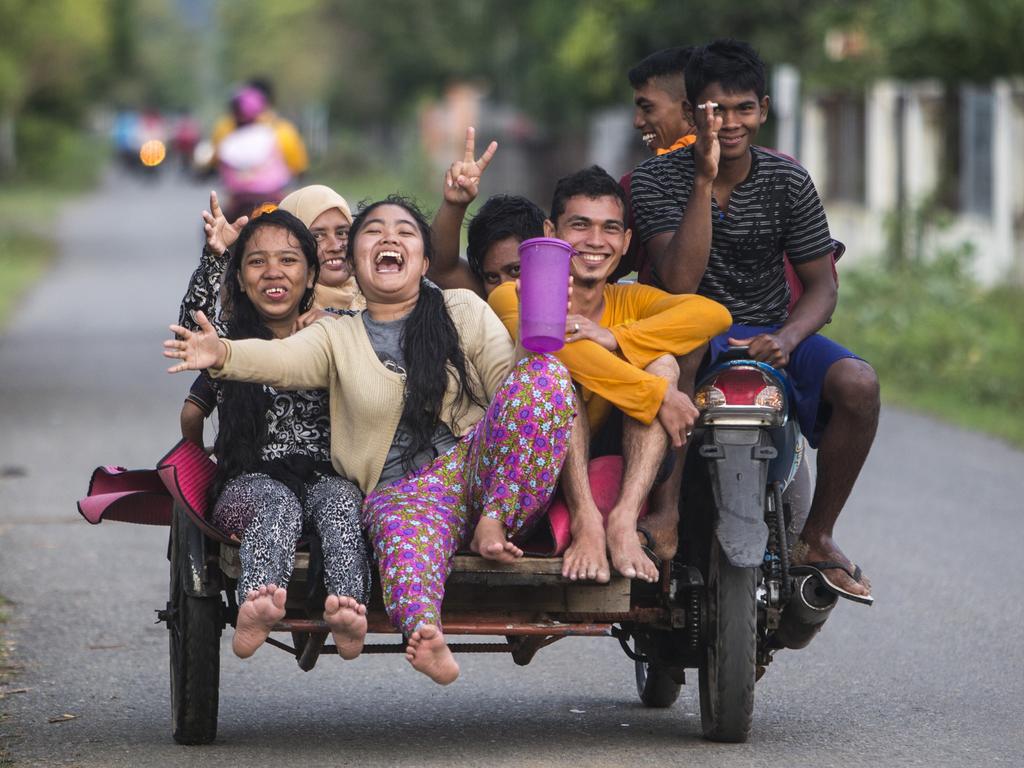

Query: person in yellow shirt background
left=211, top=77, right=309, bottom=178
left=489, top=165, right=731, bottom=584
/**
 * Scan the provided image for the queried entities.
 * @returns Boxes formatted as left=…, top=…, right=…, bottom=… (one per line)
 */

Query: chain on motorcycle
left=772, top=481, right=792, bottom=602
left=762, top=484, right=785, bottom=629
left=687, top=588, right=701, bottom=650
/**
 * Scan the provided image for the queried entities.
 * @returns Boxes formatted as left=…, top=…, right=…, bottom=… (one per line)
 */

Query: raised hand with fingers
left=203, top=190, right=249, bottom=255
left=692, top=100, right=723, bottom=183
left=443, top=126, right=498, bottom=208
left=164, top=311, right=228, bottom=373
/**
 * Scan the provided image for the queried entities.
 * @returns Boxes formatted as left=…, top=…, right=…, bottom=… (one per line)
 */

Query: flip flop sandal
left=635, top=526, right=663, bottom=571
left=790, top=561, right=874, bottom=606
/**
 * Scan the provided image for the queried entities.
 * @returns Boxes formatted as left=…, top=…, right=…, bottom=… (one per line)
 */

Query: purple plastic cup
left=518, top=237, right=573, bottom=353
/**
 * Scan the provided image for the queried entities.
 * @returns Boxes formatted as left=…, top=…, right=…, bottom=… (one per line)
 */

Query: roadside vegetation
left=829, top=245, right=1024, bottom=448
left=0, top=133, right=105, bottom=331
left=1, top=594, right=15, bottom=766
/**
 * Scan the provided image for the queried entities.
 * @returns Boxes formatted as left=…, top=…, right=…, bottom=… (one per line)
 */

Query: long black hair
left=210, top=208, right=319, bottom=502
left=348, top=195, right=484, bottom=466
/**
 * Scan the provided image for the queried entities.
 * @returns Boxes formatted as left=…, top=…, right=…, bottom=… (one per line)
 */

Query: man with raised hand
left=631, top=39, right=878, bottom=604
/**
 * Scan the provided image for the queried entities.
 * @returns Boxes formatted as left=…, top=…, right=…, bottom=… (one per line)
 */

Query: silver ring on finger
left=574, top=322, right=580, bottom=333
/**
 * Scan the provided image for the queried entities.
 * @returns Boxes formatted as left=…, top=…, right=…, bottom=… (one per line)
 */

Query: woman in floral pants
left=363, top=355, right=575, bottom=635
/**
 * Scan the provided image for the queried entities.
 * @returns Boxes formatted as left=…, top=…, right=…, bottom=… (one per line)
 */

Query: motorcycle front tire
left=698, top=539, right=757, bottom=743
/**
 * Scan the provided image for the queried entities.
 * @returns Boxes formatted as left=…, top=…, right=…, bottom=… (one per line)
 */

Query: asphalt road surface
left=1, top=172, right=1022, bottom=767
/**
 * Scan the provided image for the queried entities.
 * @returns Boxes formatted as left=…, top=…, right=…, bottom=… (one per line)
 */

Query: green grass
left=0, top=594, right=14, bottom=766
left=0, top=188, right=62, bottom=330
left=0, top=125, right=106, bottom=331
left=828, top=249, right=1024, bottom=448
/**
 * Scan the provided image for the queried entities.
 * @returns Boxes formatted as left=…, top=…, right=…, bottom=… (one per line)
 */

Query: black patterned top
left=631, top=146, right=834, bottom=325
left=179, top=247, right=332, bottom=464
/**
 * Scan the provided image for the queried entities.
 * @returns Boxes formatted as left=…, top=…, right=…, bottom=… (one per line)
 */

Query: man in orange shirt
left=489, top=166, right=731, bottom=583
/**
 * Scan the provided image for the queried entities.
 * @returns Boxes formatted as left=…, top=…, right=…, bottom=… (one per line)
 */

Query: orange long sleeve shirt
left=489, top=282, right=731, bottom=430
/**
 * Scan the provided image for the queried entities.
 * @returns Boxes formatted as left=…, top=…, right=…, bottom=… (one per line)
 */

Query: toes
left=271, top=587, right=288, bottom=609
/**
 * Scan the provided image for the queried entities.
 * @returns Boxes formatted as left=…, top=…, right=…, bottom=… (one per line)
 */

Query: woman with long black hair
left=175, top=199, right=371, bottom=661
left=165, top=196, right=577, bottom=685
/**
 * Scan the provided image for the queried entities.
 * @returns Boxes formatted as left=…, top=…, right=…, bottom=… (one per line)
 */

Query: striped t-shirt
left=630, top=145, right=833, bottom=325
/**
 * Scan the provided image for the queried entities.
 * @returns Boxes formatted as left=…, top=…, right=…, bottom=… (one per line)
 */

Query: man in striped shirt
left=631, top=39, right=879, bottom=604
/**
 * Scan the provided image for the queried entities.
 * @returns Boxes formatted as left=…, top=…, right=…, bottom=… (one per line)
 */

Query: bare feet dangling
left=469, top=516, right=523, bottom=564
left=405, top=624, right=459, bottom=685
left=233, top=584, right=287, bottom=658
left=605, top=518, right=659, bottom=583
left=324, top=594, right=368, bottom=660
left=562, top=520, right=611, bottom=582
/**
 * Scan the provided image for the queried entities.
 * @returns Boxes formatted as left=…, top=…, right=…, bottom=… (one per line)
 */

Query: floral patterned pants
left=362, top=356, right=576, bottom=635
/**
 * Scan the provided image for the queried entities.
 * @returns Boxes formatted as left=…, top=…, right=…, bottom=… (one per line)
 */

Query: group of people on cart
left=162, top=39, right=879, bottom=686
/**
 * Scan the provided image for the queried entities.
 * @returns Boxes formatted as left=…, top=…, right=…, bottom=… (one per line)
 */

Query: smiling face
left=351, top=203, right=429, bottom=304
left=691, top=83, right=769, bottom=162
left=633, top=78, right=691, bottom=152
left=309, top=207, right=352, bottom=288
left=545, top=195, right=630, bottom=288
left=237, top=225, right=315, bottom=325
left=480, top=236, right=522, bottom=296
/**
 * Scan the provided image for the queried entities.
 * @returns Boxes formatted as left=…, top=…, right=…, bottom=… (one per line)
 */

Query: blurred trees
left=0, top=0, right=109, bottom=176
left=212, top=0, right=1024, bottom=129
left=2, top=0, right=1023, bottom=181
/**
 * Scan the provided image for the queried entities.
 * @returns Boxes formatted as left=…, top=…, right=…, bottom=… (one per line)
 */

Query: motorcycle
left=627, top=346, right=840, bottom=742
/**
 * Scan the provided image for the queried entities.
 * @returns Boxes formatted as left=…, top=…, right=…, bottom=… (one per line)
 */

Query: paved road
left=1, top=174, right=1022, bottom=767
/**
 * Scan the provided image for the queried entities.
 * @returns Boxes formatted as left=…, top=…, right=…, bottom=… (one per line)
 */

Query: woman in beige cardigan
left=166, top=196, right=576, bottom=685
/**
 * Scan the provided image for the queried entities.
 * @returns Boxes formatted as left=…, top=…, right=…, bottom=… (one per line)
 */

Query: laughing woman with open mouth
left=176, top=201, right=372, bottom=662
left=165, top=195, right=576, bottom=684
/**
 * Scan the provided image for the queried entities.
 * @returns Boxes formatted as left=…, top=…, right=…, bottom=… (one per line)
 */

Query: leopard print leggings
left=213, top=473, right=371, bottom=605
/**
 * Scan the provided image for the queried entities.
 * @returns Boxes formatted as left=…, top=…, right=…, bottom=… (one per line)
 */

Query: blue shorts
left=705, top=324, right=862, bottom=448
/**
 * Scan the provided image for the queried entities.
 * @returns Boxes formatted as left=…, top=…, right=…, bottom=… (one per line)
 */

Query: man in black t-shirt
left=632, top=39, right=879, bottom=605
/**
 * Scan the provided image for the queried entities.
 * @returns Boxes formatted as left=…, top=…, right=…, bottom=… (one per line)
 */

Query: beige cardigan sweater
left=210, top=289, right=515, bottom=493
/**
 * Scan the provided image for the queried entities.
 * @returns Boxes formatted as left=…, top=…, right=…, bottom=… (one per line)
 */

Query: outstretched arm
left=165, top=311, right=335, bottom=390
left=428, top=127, right=497, bottom=295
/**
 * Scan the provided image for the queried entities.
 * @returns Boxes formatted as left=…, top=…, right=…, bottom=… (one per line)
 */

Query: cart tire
left=698, top=539, right=756, bottom=743
left=168, top=525, right=222, bottom=744
left=635, top=655, right=682, bottom=708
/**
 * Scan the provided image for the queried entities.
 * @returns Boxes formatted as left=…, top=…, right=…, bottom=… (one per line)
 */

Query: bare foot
left=233, top=584, right=287, bottom=658
left=405, top=624, right=459, bottom=685
left=470, top=516, right=523, bottom=564
left=792, top=534, right=872, bottom=597
left=562, top=521, right=610, bottom=582
left=606, top=518, right=659, bottom=583
left=323, top=594, right=368, bottom=660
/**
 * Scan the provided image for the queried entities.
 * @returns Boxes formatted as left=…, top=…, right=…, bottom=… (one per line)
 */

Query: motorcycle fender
left=702, top=429, right=772, bottom=568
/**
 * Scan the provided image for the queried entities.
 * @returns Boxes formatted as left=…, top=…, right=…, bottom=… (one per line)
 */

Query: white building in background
left=779, top=74, right=1024, bottom=286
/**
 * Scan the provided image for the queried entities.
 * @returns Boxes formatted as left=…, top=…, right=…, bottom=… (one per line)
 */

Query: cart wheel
left=635, top=647, right=682, bottom=708
left=168, top=515, right=222, bottom=745
left=697, top=539, right=757, bottom=743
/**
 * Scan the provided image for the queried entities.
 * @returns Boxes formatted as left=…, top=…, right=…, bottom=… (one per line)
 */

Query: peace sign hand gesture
left=202, top=190, right=248, bottom=255
left=164, top=311, right=228, bottom=373
left=443, top=126, right=498, bottom=208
